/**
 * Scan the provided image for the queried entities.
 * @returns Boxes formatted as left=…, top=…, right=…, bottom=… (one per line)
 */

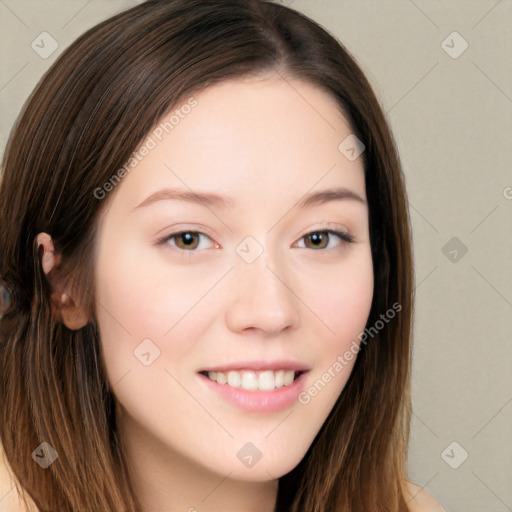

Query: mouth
left=197, top=368, right=310, bottom=413
left=198, top=369, right=307, bottom=392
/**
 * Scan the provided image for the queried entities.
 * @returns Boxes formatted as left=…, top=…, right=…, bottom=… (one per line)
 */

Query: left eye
left=294, top=230, right=354, bottom=249
left=158, top=229, right=354, bottom=252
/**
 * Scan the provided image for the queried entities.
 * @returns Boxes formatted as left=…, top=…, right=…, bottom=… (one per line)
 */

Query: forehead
left=104, top=75, right=366, bottom=214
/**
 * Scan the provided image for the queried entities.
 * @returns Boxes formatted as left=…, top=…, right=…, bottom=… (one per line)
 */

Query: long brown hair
left=0, top=1, right=413, bottom=510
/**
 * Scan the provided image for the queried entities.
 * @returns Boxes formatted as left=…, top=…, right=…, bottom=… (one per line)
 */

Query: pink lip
left=199, top=360, right=311, bottom=372
left=198, top=371, right=309, bottom=413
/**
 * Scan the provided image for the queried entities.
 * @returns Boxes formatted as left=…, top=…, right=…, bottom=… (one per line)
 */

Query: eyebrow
left=131, top=186, right=366, bottom=212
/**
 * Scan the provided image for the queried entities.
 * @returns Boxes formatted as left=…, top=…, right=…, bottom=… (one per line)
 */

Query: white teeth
left=258, top=370, right=275, bottom=391
left=227, top=371, right=240, bottom=387
left=283, top=370, right=295, bottom=386
left=205, top=369, right=298, bottom=390
left=241, top=371, right=258, bottom=390
left=274, top=370, right=284, bottom=388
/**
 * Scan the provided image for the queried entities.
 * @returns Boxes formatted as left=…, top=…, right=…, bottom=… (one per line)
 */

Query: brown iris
left=174, top=232, right=201, bottom=250
left=303, top=231, right=330, bottom=249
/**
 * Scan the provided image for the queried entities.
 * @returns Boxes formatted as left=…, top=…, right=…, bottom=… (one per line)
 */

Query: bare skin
left=15, top=75, right=444, bottom=512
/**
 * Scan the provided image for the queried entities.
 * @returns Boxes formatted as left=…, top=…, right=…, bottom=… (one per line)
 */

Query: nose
left=224, top=248, right=301, bottom=336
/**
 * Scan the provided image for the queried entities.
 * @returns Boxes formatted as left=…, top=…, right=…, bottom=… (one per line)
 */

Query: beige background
left=1, top=1, right=511, bottom=511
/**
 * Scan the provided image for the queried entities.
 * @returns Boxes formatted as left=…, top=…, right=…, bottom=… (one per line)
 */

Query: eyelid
left=299, top=221, right=353, bottom=239
left=155, top=223, right=216, bottom=242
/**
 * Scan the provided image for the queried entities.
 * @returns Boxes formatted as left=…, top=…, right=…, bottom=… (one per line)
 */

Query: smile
left=197, top=369, right=309, bottom=413
left=200, top=369, right=304, bottom=391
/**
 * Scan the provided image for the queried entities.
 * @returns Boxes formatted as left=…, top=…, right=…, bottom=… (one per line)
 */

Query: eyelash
left=156, top=227, right=355, bottom=254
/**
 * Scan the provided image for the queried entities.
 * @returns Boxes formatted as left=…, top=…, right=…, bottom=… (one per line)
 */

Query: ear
left=36, top=233, right=90, bottom=330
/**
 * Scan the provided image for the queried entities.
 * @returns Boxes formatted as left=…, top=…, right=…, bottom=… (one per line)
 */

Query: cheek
left=300, top=248, right=374, bottom=345
left=94, top=238, right=165, bottom=383
left=296, top=248, right=373, bottom=400
left=93, top=238, right=219, bottom=384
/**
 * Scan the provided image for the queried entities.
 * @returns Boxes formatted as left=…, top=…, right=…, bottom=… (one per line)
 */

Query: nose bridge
left=225, top=236, right=301, bottom=334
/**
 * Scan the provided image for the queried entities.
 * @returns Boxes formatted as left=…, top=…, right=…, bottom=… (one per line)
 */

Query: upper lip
left=199, top=360, right=311, bottom=373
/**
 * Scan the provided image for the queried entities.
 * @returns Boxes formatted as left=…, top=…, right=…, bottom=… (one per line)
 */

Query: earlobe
left=36, top=232, right=90, bottom=330
left=59, top=299, right=91, bottom=330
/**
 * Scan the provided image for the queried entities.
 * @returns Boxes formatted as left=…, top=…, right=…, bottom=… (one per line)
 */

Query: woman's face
left=94, top=75, right=373, bottom=483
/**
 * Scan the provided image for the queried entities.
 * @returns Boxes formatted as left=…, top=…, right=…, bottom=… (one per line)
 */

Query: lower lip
left=198, top=372, right=308, bottom=413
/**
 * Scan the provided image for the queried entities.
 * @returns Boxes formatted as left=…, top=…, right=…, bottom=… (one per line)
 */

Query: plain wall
left=1, top=1, right=511, bottom=511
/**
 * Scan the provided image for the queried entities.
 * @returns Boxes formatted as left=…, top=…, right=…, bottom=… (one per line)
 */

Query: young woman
left=0, top=1, right=445, bottom=510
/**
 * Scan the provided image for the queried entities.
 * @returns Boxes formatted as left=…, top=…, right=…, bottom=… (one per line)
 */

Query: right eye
left=157, top=231, right=217, bottom=251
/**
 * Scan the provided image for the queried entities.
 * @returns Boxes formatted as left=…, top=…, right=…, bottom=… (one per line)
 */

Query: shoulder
left=0, top=441, right=40, bottom=512
left=404, top=480, right=447, bottom=512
